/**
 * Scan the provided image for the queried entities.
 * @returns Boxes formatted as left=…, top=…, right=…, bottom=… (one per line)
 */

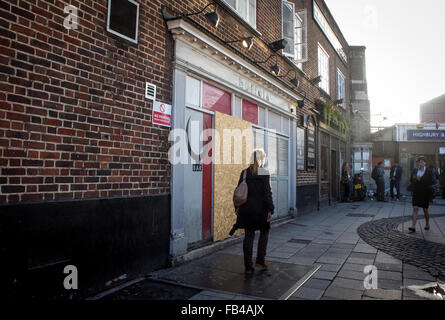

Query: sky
left=324, top=0, right=445, bottom=127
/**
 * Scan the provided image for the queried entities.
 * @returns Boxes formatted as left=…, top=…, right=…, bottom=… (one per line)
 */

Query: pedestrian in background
left=408, top=157, right=434, bottom=233
left=439, top=166, right=445, bottom=199
left=235, top=149, right=274, bottom=275
left=429, top=165, right=439, bottom=201
left=390, top=162, right=403, bottom=200
left=372, top=161, right=386, bottom=201
left=341, top=162, right=352, bottom=202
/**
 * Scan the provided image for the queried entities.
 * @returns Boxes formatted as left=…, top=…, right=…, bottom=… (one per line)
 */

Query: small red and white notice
left=152, top=101, right=172, bottom=127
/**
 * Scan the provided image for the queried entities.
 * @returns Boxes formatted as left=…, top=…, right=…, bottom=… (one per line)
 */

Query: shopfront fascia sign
left=170, top=24, right=295, bottom=114
left=237, top=77, right=271, bottom=103
left=407, top=130, right=445, bottom=141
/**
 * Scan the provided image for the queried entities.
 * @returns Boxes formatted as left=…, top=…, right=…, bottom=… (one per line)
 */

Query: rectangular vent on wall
left=145, top=82, right=157, bottom=101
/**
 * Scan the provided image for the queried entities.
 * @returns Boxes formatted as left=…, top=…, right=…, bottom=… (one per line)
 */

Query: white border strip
left=278, top=264, right=322, bottom=300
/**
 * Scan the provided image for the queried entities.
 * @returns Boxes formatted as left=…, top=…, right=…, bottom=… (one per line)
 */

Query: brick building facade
left=0, top=0, right=366, bottom=298
left=420, top=94, right=445, bottom=123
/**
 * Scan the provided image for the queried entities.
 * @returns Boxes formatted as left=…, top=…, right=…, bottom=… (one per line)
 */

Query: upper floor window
left=318, top=44, right=329, bottom=94
left=337, top=69, right=345, bottom=108
left=313, top=0, right=347, bottom=63
left=224, top=0, right=256, bottom=28
left=282, top=1, right=307, bottom=64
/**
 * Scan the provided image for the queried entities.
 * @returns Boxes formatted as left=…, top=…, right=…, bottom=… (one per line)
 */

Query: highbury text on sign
left=407, top=130, right=445, bottom=141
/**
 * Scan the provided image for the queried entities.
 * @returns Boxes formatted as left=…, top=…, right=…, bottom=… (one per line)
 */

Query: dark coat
left=411, top=167, right=434, bottom=208
left=236, top=167, right=274, bottom=231
left=375, top=166, right=385, bottom=182
left=390, top=165, right=402, bottom=181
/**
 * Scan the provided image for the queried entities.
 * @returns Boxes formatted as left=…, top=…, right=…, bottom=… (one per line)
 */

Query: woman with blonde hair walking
left=234, top=148, right=274, bottom=275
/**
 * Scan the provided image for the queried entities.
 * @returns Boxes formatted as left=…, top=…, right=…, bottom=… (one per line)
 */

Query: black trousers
left=342, top=181, right=352, bottom=201
left=390, top=179, right=400, bottom=199
left=243, top=229, right=269, bottom=270
left=376, top=179, right=385, bottom=201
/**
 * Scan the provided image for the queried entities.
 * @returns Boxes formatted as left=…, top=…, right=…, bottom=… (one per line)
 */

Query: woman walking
left=409, top=157, right=434, bottom=233
left=235, top=149, right=274, bottom=275
left=341, top=162, right=352, bottom=202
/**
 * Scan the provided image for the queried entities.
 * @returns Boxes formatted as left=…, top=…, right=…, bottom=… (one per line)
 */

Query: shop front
left=166, top=18, right=303, bottom=262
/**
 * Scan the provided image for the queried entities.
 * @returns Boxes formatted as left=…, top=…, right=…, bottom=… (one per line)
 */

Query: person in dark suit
left=390, top=162, right=403, bottom=200
left=235, top=149, right=274, bottom=275
left=408, top=157, right=434, bottom=233
left=373, top=161, right=386, bottom=201
left=341, top=162, right=352, bottom=202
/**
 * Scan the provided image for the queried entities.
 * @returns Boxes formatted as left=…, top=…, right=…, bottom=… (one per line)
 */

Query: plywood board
left=213, top=111, right=253, bottom=242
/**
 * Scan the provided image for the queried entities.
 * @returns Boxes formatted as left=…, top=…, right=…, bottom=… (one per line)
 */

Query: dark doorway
left=331, top=150, right=338, bottom=201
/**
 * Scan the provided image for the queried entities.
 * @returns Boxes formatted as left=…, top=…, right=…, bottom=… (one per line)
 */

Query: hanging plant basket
left=315, top=98, right=351, bottom=136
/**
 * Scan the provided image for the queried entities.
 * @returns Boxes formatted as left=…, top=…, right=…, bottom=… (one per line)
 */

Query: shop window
left=107, top=0, right=140, bottom=44
left=281, top=117, right=289, bottom=135
left=242, top=100, right=258, bottom=125
left=279, top=138, right=289, bottom=176
left=321, top=146, right=328, bottom=181
left=253, top=129, right=265, bottom=150
left=233, top=96, right=242, bottom=119
left=202, top=83, right=231, bottom=115
left=186, top=76, right=201, bottom=108
left=268, top=111, right=281, bottom=133
left=258, top=107, right=265, bottom=127
left=267, top=134, right=278, bottom=176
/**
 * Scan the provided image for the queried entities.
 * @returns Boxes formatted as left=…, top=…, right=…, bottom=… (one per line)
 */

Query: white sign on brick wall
left=152, top=101, right=171, bottom=127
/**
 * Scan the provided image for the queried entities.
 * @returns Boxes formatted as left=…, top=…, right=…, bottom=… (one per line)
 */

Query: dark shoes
left=409, top=226, right=430, bottom=232
left=229, top=226, right=237, bottom=236
left=255, top=261, right=270, bottom=270
left=246, top=261, right=270, bottom=274
left=245, top=266, right=255, bottom=275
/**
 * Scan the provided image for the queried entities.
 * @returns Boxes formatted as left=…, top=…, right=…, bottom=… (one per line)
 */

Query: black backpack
left=371, top=167, right=378, bottom=180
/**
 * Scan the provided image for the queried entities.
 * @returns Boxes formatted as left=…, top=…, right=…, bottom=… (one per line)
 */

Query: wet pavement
left=97, top=196, right=445, bottom=300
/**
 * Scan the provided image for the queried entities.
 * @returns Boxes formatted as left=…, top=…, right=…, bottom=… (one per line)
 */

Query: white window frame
left=294, top=9, right=307, bottom=63
left=282, top=2, right=308, bottom=64
left=318, top=43, right=330, bottom=94
left=282, top=1, right=296, bottom=59
left=337, top=68, right=345, bottom=108
left=106, top=0, right=140, bottom=44
left=223, top=0, right=257, bottom=29
left=313, top=0, right=347, bottom=63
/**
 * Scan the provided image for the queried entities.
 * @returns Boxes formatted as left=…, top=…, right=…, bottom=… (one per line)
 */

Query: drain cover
left=346, top=213, right=375, bottom=218
left=288, top=239, right=312, bottom=244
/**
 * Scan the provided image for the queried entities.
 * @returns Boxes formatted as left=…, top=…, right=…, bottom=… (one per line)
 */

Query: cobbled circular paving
left=357, top=214, right=445, bottom=281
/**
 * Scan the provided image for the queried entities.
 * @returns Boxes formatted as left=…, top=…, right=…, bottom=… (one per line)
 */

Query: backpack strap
left=243, top=169, right=247, bottom=181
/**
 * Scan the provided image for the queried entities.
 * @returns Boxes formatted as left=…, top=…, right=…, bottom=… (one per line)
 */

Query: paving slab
left=290, top=286, right=324, bottom=300
left=331, top=277, right=366, bottom=291
left=121, top=197, right=445, bottom=301
left=312, top=270, right=337, bottom=281
left=363, top=289, right=402, bottom=300
left=336, top=269, right=366, bottom=281
left=323, top=286, right=363, bottom=300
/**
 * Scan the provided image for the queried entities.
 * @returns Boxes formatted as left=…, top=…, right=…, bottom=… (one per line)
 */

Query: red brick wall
left=0, top=0, right=178, bottom=203
left=292, top=0, right=351, bottom=186
left=0, top=0, right=352, bottom=202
